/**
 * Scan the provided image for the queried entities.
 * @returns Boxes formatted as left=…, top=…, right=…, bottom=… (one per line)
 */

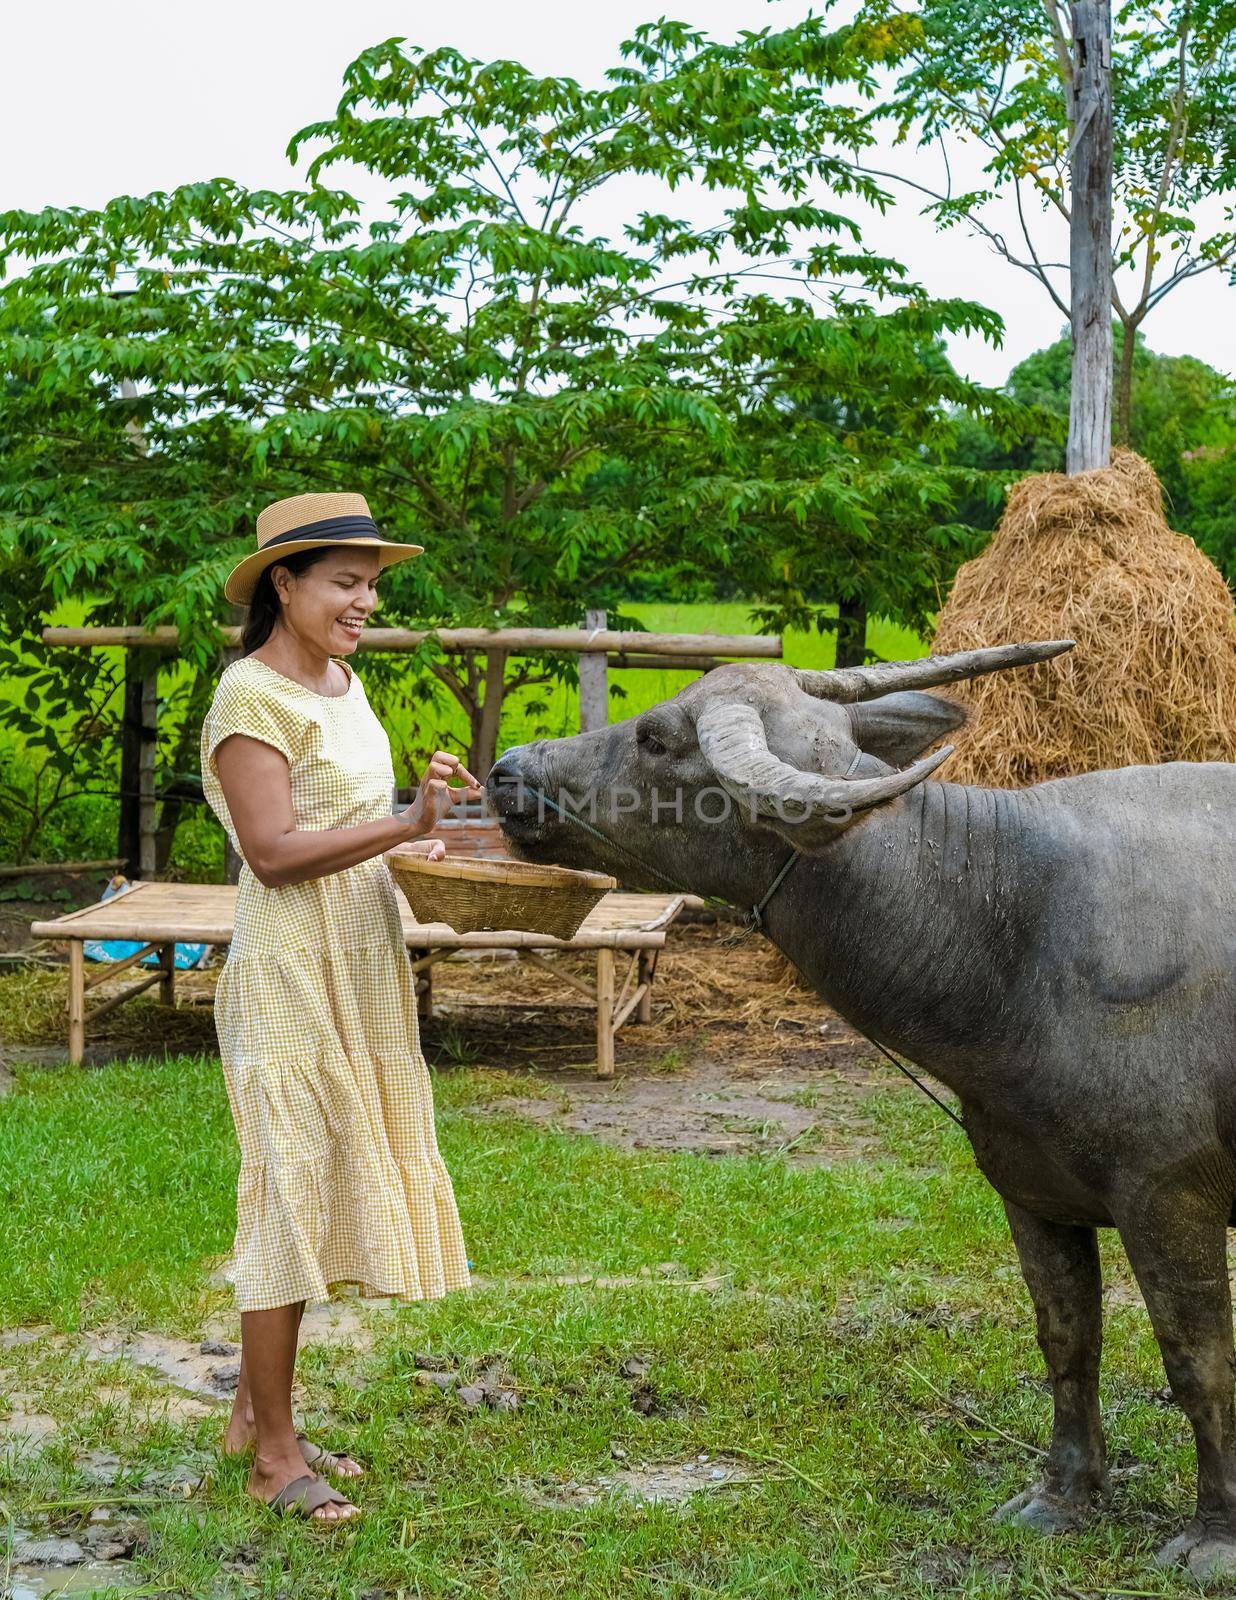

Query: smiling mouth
left=336, top=617, right=366, bottom=637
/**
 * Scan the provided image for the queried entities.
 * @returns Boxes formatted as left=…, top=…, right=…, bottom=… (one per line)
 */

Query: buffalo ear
left=848, top=691, right=966, bottom=767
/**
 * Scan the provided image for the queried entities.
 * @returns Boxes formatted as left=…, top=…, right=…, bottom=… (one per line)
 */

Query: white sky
left=2, top=0, right=1232, bottom=387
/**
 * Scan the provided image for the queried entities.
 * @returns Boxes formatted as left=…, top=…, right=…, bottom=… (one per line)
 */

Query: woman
left=200, top=492, right=477, bottom=1523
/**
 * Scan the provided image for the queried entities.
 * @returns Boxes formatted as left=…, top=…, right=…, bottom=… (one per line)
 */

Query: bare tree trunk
left=118, top=661, right=144, bottom=876
left=834, top=598, right=868, bottom=669
left=138, top=673, right=159, bottom=877
left=117, top=652, right=160, bottom=877
left=1114, top=314, right=1137, bottom=446
left=155, top=701, right=207, bottom=874
left=1066, top=1, right=1113, bottom=475
left=471, top=649, right=508, bottom=777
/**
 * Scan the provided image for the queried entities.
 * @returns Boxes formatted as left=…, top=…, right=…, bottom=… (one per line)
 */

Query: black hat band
left=262, top=514, right=383, bottom=550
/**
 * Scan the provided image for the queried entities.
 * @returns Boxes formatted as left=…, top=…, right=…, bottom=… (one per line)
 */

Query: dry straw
left=932, top=450, right=1236, bottom=787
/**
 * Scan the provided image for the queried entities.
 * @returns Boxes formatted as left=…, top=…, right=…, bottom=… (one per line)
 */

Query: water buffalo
left=486, top=641, right=1236, bottom=1576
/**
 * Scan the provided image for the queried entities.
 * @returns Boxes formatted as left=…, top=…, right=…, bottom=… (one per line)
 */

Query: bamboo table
left=30, top=880, right=686, bottom=1077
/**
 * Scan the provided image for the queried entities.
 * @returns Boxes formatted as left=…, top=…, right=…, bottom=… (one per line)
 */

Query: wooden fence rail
left=40, top=615, right=783, bottom=881
left=41, top=624, right=781, bottom=658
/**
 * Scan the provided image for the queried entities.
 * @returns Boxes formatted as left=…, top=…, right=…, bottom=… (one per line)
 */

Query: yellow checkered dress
left=200, top=653, right=470, bottom=1313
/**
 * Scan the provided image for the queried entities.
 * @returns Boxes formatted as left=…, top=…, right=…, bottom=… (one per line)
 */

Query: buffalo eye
left=636, top=725, right=667, bottom=757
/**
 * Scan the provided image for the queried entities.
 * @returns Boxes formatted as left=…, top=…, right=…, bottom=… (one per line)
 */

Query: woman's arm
left=214, top=734, right=478, bottom=887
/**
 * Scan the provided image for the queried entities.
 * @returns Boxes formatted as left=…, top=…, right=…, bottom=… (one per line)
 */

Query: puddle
left=529, top=1454, right=760, bottom=1509
left=5, top=1560, right=143, bottom=1598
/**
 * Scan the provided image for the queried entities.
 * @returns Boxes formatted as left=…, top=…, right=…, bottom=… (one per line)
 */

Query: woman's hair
left=240, top=548, right=335, bottom=655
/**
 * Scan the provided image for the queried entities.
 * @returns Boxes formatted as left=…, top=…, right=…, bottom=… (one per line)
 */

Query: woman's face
left=271, top=548, right=384, bottom=656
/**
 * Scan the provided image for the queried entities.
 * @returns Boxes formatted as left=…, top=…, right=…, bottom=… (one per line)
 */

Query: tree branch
left=1144, top=245, right=1233, bottom=311
left=1012, top=175, right=1071, bottom=316
left=1135, top=4, right=1193, bottom=318
left=1041, top=0, right=1075, bottom=89
left=848, top=161, right=1069, bottom=311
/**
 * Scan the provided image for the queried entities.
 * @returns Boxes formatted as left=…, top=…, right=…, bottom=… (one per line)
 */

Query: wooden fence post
left=139, top=673, right=158, bottom=877
left=579, top=608, right=608, bottom=732
left=834, top=598, right=868, bottom=669
left=119, top=653, right=159, bottom=878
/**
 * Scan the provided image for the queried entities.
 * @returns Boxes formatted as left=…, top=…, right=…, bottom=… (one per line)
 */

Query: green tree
left=951, top=328, right=1236, bottom=581
left=1181, top=437, right=1236, bottom=582
left=0, top=17, right=1019, bottom=860
left=846, top=0, right=1236, bottom=448
left=676, top=293, right=1023, bottom=663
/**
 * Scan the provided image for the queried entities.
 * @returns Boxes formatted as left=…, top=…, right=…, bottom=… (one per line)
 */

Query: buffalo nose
left=487, top=744, right=536, bottom=815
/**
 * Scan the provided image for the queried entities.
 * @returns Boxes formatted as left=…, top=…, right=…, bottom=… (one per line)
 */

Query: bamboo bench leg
left=636, top=949, right=653, bottom=1022
left=595, top=948, right=615, bottom=1079
left=417, top=956, right=434, bottom=1020
left=68, top=940, right=85, bottom=1065
left=158, top=941, right=176, bottom=1006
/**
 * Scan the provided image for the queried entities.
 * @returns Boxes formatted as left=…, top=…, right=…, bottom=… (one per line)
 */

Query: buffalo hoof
left=1155, top=1525, right=1236, bottom=1579
left=993, top=1487, right=1088, bottom=1534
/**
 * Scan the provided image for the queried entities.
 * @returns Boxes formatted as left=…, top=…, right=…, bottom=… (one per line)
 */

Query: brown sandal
left=295, top=1431, right=365, bottom=1478
left=266, top=1472, right=360, bottom=1522
left=222, top=1431, right=365, bottom=1478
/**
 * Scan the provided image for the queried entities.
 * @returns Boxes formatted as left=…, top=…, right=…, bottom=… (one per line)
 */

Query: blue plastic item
left=82, top=875, right=213, bottom=971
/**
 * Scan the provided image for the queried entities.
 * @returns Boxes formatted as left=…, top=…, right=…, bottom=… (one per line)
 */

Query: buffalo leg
left=1119, top=1207, right=1236, bottom=1578
left=994, top=1201, right=1109, bottom=1531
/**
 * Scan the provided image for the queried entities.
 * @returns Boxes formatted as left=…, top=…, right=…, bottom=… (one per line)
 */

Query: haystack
left=931, top=450, right=1236, bottom=787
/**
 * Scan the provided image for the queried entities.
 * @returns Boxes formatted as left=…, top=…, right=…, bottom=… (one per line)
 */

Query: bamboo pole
left=68, top=941, right=85, bottom=1064
left=118, top=661, right=142, bottom=874
left=636, top=948, right=654, bottom=1022
left=0, top=858, right=124, bottom=879
left=606, top=652, right=732, bottom=671
left=41, top=624, right=782, bottom=659
left=82, top=940, right=161, bottom=992
left=87, top=969, right=162, bottom=1024
left=595, top=948, right=615, bottom=1080
left=158, top=940, right=176, bottom=1007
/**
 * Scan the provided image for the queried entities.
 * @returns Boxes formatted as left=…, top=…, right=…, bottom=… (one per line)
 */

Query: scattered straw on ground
left=416, top=924, right=839, bottom=1071
left=2, top=923, right=838, bottom=1073
left=932, top=450, right=1236, bottom=786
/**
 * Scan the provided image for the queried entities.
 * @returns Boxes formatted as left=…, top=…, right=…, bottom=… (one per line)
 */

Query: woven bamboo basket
left=384, top=850, right=616, bottom=939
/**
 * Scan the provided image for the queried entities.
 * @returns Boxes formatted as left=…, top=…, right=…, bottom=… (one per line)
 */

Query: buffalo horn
left=793, top=639, right=1074, bottom=703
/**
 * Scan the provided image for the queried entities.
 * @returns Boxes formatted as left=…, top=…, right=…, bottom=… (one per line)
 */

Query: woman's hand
left=400, top=750, right=483, bottom=839
left=404, top=837, right=447, bottom=862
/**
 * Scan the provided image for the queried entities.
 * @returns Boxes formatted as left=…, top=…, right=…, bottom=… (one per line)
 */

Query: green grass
left=0, top=1053, right=1207, bottom=1598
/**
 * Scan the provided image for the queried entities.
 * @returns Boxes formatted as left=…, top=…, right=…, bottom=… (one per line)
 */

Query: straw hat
left=223, top=492, right=424, bottom=604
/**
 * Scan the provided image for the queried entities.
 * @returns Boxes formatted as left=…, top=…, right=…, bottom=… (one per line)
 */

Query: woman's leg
left=239, top=1302, right=359, bottom=1521
left=224, top=1302, right=363, bottom=1477
left=223, top=1350, right=256, bottom=1453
